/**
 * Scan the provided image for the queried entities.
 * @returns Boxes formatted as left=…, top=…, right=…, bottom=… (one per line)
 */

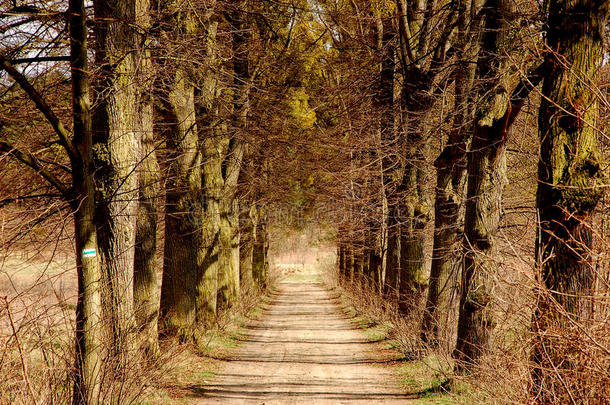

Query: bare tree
left=0, top=0, right=105, bottom=401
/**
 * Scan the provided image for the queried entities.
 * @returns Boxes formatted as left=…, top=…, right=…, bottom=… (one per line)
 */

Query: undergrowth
left=139, top=276, right=278, bottom=404
left=322, top=271, right=482, bottom=404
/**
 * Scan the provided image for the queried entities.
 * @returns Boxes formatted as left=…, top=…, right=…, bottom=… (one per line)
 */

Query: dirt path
left=192, top=281, right=416, bottom=404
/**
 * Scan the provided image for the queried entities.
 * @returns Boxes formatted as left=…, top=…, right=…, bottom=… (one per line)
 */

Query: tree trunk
left=217, top=201, right=232, bottom=308
left=338, top=243, right=346, bottom=281
left=69, top=0, right=103, bottom=401
left=421, top=157, right=465, bottom=344
left=240, top=206, right=254, bottom=292
left=92, top=0, right=145, bottom=366
left=195, top=16, right=221, bottom=325
left=453, top=123, right=506, bottom=372
left=362, top=244, right=372, bottom=287
left=158, top=72, right=200, bottom=341
left=72, top=204, right=103, bottom=405
left=198, top=121, right=222, bottom=324
left=217, top=2, right=249, bottom=308
left=396, top=77, right=432, bottom=316
left=375, top=14, right=396, bottom=297
left=133, top=92, right=160, bottom=357
left=154, top=0, right=202, bottom=342
left=369, top=242, right=383, bottom=292
left=453, top=0, right=512, bottom=372
left=252, top=204, right=267, bottom=288
left=218, top=195, right=241, bottom=307
left=198, top=186, right=220, bottom=324
left=1, top=2, right=106, bottom=401
left=385, top=216, right=400, bottom=299
left=230, top=197, right=242, bottom=299
left=531, top=0, right=610, bottom=399
left=353, top=245, right=364, bottom=284
left=132, top=0, right=159, bottom=358
left=346, top=244, right=355, bottom=282
left=260, top=207, right=270, bottom=287
left=398, top=219, right=427, bottom=315
left=421, top=6, right=480, bottom=344
left=240, top=203, right=258, bottom=292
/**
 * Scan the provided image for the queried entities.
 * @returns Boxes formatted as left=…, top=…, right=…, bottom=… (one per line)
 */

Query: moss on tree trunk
left=531, top=0, right=610, bottom=399
left=453, top=0, right=514, bottom=373
left=92, top=0, right=148, bottom=369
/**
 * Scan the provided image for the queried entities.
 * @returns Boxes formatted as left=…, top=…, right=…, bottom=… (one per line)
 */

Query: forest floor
left=185, top=279, right=420, bottom=404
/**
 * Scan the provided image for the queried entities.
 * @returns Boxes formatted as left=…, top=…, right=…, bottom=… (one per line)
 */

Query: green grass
left=233, top=314, right=248, bottom=328
left=136, top=391, right=174, bottom=405
left=353, top=315, right=376, bottom=329
left=195, top=370, right=216, bottom=380
left=397, top=355, right=451, bottom=392
left=395, top=355, right=476, bottom=404
left=386, top=339, right=401, bottom=350
left=363, top=321, right=393, bottom=342
left=413, top=392, right=457, bottom=404
left=198, top=330, right=242, bottom=356
left=248, top=305, right=263, bottom=318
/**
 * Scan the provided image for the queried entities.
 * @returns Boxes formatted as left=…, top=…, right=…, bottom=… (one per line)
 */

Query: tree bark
left=218, top=196, right=240, bottom=307
left=346, top=244, right=355, bottom=282
left=69, top=0, right=104, bottom=402
left=362, top=241, right=373, bottom=287
left=158, top=73, right=200, bottom=341
left=230, top=197, right=242, bottom=299
left=375, top=14, right=397, bottom=297
left=92, top=0, right=145, bottom=366
left=217, top=3, right=249, bottom=308
left=396, top=74, right=432, bottom=316
left=338, top=243, right=346, bottom=281
left=133, top=90, right=160, bottom=357
left=198, top=116, right=222, bottom=324
left=421, top=0, right=481, bottom=345
left=453, top=0, right=513, bottom=372
left=252, top=203, right=267, bottom=288
left=240, top=215, right=253, bottom=286
left=196, top=16, right=221, bottom=325
left=531, top=0, right=610, bottom=399
left=132, top=0, right=160, bottom=359
left=0, top=3, right=105, bottom=401
left=385, top=215, right=400, bottom=299
left=353, top=244, right=364, bottom=284
left=72, top=207, right=103, bottom=405
left=240, top=203, right=257, bottom=292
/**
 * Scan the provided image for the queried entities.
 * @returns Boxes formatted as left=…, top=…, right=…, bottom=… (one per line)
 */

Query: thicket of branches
left=1, top=0, right=609, bottom=403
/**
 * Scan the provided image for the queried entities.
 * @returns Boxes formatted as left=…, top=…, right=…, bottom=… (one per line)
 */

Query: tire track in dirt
left=191, top=281, right=416, bottom=404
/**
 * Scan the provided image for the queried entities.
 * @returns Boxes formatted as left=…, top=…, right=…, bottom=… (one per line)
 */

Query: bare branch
left=9, top=56, right=71, bottom=64
left=0, top=58, right=77, bottom=161
left=396, top=0, right=415, bottom=64
left=0, top=141, right=72, bottom=201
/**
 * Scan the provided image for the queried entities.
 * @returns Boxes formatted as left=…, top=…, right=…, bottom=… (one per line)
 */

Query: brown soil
left=190, top=281, right=416, bottom=404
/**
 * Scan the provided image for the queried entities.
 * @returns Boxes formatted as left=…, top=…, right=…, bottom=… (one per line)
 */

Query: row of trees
left=0, top=0, right=304, bottom=402
left=1, top=0, right=609, bottom=403
left=327, top=0, right=610, bottom=402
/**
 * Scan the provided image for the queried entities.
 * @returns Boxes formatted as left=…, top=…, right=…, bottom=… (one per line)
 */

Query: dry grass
left=0, top=259, right=156, bottom=404
left=322, top=244, right=610, bottom=405
left=0, top=249, right=277, bottom=405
